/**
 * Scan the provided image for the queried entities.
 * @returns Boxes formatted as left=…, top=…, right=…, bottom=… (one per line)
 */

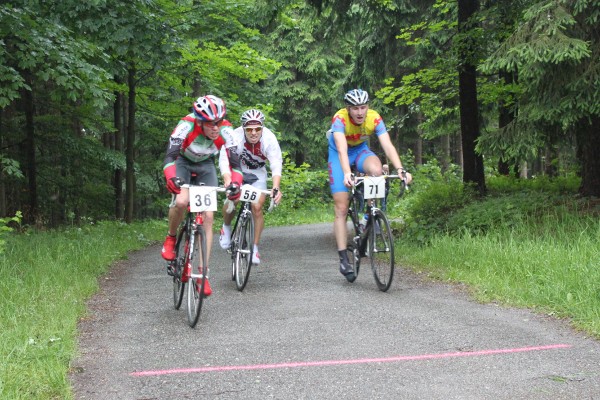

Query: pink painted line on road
left=130, top=343, right=571, bottom=377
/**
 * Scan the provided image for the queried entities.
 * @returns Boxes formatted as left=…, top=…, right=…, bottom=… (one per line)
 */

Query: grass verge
left=396, top=208, right=600, bottom=337
left=0, top=220, right=164, bottom=399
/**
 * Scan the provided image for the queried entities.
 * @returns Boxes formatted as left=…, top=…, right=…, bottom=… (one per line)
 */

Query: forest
left=1, top=0, right=598, bottom=228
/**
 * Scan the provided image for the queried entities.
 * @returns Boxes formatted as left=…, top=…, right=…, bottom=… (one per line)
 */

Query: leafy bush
left=278, top=155, right=329, bottom=210
left=394, top=161, right=473, bottom=243
left=0, top=211, right=22, bottom=254
left=401, top=180, right=474, bottom=243
left=445, top=191, right=561, bottom=234
left=399, top=164, right=583, bottom=244
left=487, top=174, right=580, bottom=194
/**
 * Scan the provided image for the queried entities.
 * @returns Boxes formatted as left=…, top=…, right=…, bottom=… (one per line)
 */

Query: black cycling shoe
left=339, top=261, right=356, bottom=283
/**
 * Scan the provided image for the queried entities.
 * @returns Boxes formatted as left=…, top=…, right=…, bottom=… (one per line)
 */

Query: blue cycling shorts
left=328, top=140, right=376, bottom=194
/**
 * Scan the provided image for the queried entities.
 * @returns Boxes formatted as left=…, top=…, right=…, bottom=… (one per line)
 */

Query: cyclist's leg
left=355, top=146, right=383, bottom=177
left=203, top=211, right=214, bottom=266
left=247, top=194, right=264, bottom=264
left=329, top=145, right=356, bottom=282
left=168, top=189, right=189, bottom=234
left=329, top=150, right=350, bottom=253
left=169, top=157, right=194, bottom=234
left=250, top=194, right=266, bottom=244
left=252, top=178, right=267, bottom=246
left=163, top=159, right=192, bottom=260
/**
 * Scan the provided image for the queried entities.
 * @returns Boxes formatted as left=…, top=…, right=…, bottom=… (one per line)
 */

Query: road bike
left=346, top=174, right=406, bottom=292
left=167, top=183, right=225, bottom=328
left=224, top=184, right=277, bottom=291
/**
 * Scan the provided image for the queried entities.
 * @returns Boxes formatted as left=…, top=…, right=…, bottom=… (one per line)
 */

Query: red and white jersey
left=219, top=126, right=282, bottom=190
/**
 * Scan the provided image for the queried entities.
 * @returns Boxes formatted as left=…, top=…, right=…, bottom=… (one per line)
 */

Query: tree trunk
left=0, top=109, right=5, bottom=217
left=440, top=134, right=450, bottom=172
left=22, top=74, right=38, bottom=224
left=498, top=68, right=516, bottom=176
left=454, top=131, right=463, bottom=168
left=125, top=66, right=136, bottom=223
left=544, top=145, right=558, bottom=177
left=415, top=135, right=423, bottom=166
left=577, top=115, right=600, bottom=197
left=458, top=0, right=486, bottom=195
left=114, top=79, right=124, bottom=220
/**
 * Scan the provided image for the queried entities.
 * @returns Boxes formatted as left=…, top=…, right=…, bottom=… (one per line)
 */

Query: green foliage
left=0, top=4, right=112, bottom=108
left=278, top=154, right=329, bottom=211
left=400, top=164, right=583, bottom=244
left=0, top=155, right=24, bottom=179
left=401, top=178, right=474, bottom=244
left=487, top=174, right=581, bottom=194
left=0, top=211, right=22, bottom=254
left=480, top=0, right=600, bottom=128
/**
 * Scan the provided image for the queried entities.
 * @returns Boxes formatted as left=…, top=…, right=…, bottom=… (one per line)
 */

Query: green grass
left=0, top=220, right=165, bottom=400
left=396, top=207, right=600, bottom=337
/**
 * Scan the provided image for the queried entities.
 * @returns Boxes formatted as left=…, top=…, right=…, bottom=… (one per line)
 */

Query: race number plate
left=240, top=184, right=261, bottom=204
left=189, top=186, right=218, bottom=212
left=363, top=176, right=386, bottom=199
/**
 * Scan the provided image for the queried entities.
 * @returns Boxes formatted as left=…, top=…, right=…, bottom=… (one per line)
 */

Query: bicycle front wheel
left=368, top=209, right=394, bottom=292
left=187, top=229, right=207, bottom=328
left=234, top=213, right=254, bottom=291
left=172, top=225, right=188, bottom=310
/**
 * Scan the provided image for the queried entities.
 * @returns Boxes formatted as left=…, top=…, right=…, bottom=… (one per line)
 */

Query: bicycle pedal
left=166, top=263, right=176, bottom=276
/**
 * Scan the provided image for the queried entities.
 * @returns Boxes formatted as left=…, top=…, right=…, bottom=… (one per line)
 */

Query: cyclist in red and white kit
left=161, top=95, right=243, bottom=296
left=218, top=109, right=283, bottom=264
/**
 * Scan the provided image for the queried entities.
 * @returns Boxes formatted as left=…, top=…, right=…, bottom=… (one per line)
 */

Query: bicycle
left=346, top=173, right=406, bottom=292
left=224, top=184, right=277, bottom=291
left=167, top=183, right=226, bottom=328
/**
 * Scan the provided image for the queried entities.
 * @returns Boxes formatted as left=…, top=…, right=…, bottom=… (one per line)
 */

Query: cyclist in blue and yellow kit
left=328, top=89, right=413, bottom=282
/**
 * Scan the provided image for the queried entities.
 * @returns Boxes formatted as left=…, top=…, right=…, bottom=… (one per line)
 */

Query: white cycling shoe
left=219, top=227, right=231, bottom=249
left=252, top=250, right=261, bottom=265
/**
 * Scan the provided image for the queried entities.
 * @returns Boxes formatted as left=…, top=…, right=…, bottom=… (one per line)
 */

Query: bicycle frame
left=171, top=183, right=226, bottom=327
left=227, top=184, right=277, bottom=291
left=346, top=174, right=403, bottom=291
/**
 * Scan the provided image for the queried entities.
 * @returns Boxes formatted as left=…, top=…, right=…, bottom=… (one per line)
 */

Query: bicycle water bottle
left=359, top=214, right=368, bottom=233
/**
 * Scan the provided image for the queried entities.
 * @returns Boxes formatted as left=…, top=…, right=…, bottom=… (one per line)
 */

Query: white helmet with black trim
left=343, top=89, right=369, bottom=106
left=241, top=109, right=265, bottom=126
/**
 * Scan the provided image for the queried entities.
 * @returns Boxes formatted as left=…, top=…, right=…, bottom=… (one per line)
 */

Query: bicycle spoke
left=187, top=230, right=206, bottom=328
left=368, top=210, right=395, bottom=292
left=172, top=225, right=188, bottom=310
left=235, top=213, right=254, bottom=291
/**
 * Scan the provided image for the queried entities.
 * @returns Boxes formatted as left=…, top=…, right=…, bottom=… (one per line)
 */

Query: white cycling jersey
left=219, top=126, right=283, bottom=190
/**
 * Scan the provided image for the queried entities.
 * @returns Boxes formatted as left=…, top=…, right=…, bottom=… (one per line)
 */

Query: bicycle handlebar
left=351, top=173, right=408, bottom=198
left=179, top=183, right=227, bottom=193
left=223, top=186, right=279, bottom=213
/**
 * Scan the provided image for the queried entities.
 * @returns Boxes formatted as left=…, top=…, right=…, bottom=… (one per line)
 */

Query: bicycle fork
left=188, top=217, right=208, bottom=283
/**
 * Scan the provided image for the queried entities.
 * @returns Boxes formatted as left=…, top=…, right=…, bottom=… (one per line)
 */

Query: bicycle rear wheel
left=172, top=225, right=188, bottom=310
left=187, top=229, right=207, bottom=328
left=234, top=213, right=254, bottom=291
left=367, top=209, right=394, bottom=292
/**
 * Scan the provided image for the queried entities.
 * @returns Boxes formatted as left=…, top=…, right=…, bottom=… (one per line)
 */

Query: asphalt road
left=70, top=223, right=600, bottom=399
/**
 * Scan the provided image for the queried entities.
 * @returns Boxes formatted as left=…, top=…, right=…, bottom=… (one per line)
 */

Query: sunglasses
left=203, top=119, right=223, bottom=127
left=244, top=127, right=263, bottom=133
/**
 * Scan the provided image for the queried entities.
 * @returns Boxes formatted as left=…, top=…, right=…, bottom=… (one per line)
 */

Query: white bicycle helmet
left=192, top=95, right=226, bottom=121
left=241, top=109, right=265, bottom=126
left=343, top=89, right=369, bottom=106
